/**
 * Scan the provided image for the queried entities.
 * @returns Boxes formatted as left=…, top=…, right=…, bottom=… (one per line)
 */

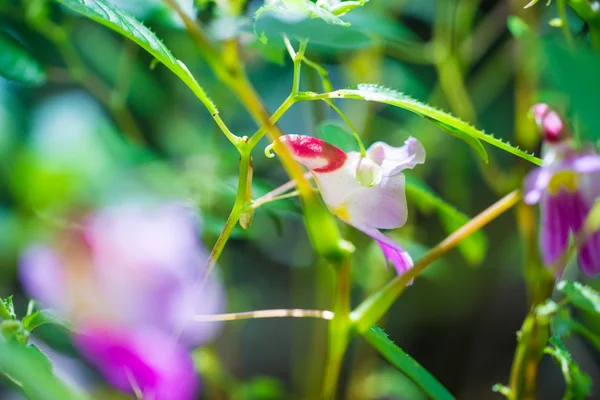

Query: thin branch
left=193, top=309, right=334, bottom=322
left=351, top=189, right=522, bottom=333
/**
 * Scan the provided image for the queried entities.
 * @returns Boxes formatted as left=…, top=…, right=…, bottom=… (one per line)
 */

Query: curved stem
left=351, top=190, right=522, bottom=333
left=193, top=309, right=334, bottom=322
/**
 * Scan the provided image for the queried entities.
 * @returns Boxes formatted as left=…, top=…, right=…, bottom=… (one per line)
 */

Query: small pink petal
left=377, top=239, right=414, bottom=277
left=352, top=223, right=414, bottom=279
left=278, top=135, right=347, bottom=172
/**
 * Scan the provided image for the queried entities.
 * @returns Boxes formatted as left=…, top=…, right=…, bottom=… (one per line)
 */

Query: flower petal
left=523, top=167, right=552, bottom=205
left=342, top=173, right=408, bottom=230
left=367, top=137, right=425, bottom=176
left=173, top=273, right=226, bottom=347
left=277, top=134, right=348, bottom=173
left=572, top=154, right=600, bottom=174
left=352, top=224, right=413, bottom=277
left=540, top=192, right=571, bottom=267
left=75, top=325, right=198, bottom=400
left=579, top=229, right=600, bottom=277
left=19, top=245, right=66, bottom=310
left=311, top=152, right=364, bottom=209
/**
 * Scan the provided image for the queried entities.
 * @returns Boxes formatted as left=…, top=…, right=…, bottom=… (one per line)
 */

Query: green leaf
left=318, top=121, right=360, bottom=152
left=0, top=32, right=47, bottom=85
left=1, top=296, right=16, bottom=320
left=557, top=280, right=600, bottom=314
left=314, top=84, right=542, bottom=165
left=22, top=310, right=72, bottom=333
left=405, top=175, right=488, bottom=265
left=253, top=0, right=374, bottom=49
left=0, top=340, right=86, bottom=400
left=255, top=0, right=350, bottom=29
left=362, top=325, right=455, bottom=400
left=422, top=115, right=488, bottom=162
left=545, top=336, right=592, bottom=400
left=54, top=0, right=218, bottom=114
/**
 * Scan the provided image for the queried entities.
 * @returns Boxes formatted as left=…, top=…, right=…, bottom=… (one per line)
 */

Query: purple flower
left=19, top=202, right=225, bottom=399
left=275, top=134, right=425, bottom=276
left=524, top=109, right=600, bottom=276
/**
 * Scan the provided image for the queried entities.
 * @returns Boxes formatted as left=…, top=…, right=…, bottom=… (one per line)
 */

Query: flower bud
left=531, top=103, right=568, bottom=143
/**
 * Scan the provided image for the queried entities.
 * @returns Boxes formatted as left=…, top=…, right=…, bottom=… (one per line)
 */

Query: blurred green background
left=2, top=0, right=600, bottom=398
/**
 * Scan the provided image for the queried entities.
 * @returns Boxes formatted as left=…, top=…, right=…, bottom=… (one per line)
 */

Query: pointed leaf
left=557, top=280, right=600, bottom=314
left=545, top=336, right=592, bottom=400
left=54, top=0, right=218, bottom=114
left=363, top=325, right=455, bottom=400
left=0, top=341, right=86, bottom=400
left=405, top=175, right=488, bottom=265
left=310, top=84, right=542, bottom=165
left=1, top=296, right=16, bottom=320
left=22, top=310, right=73, bottom=332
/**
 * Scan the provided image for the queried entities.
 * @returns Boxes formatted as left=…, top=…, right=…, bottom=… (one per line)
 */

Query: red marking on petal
left=279, top=135, right=347, bottom=173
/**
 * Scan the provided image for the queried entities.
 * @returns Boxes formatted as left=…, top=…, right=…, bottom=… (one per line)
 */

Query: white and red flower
left=276, top=134, right=426, bottom=276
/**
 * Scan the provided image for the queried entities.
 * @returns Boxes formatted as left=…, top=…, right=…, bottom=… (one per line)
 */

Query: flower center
left=548, top=171, right=579, bottom=194
left=354, top=157, right=382, bottom=188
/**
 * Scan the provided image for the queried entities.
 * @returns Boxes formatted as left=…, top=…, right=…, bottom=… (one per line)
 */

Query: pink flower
left=276, top=135, right=425, bottom=276
left=524, top=105, right=600, bottom=276
left=19, top=202, right=225, bottom=399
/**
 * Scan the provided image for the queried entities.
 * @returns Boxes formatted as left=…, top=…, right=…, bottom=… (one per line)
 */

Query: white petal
left=312, top=152, right=364, bottom=208
left=367, top=137, right=425, bottom=176
left=342, top=172, right=408, bottom=229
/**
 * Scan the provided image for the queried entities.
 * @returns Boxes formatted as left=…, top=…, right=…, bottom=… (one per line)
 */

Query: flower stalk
left=322, top=257, right=352, bottom=399
left=351, top=189, right=522, bottom=333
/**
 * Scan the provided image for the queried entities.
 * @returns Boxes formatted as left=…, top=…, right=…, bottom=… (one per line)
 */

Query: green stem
left=351, top=190, right=522, bottom=333
left=557, top=0, right=574, bottom=45
left=507, top=310, right=549, bottom=400
left=322, top=257, right=351, bottom=399
left=193, top=309, right=334, bottom=322
left=202, top=148, right=252, bottom=279
left=247, top=95, right=296, bottom=148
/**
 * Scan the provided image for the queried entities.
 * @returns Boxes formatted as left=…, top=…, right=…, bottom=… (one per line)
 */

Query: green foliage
left=0, top=340, right=85, bottom=400
left=315, top=84, right=542, bottom=165
left=557, top=280, right=600, bottom=314
left=405, top=175, right=488, bottom=265
left=545, top=337, right=592, bottom=400
left=232, top=376, right=285, bottom=400
left=1, top=296, right=16, bottom=320
left=253, top=0, right=376, bottom=49
left=53, top=0, right=218, bottom=114
left=22, top=310, right=72, bottom=333
left=318, top=121, right=360, bottom=151
left=362, top=325, right=455, bottom=400
left=0, top=31, right=46, bottom=85
left=507, top=15, right=533, bottom=39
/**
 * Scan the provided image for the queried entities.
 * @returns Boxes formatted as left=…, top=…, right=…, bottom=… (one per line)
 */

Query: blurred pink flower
left=19, top=202, right=225, bottom=399
left=277, top=135, right=425, bottom=276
